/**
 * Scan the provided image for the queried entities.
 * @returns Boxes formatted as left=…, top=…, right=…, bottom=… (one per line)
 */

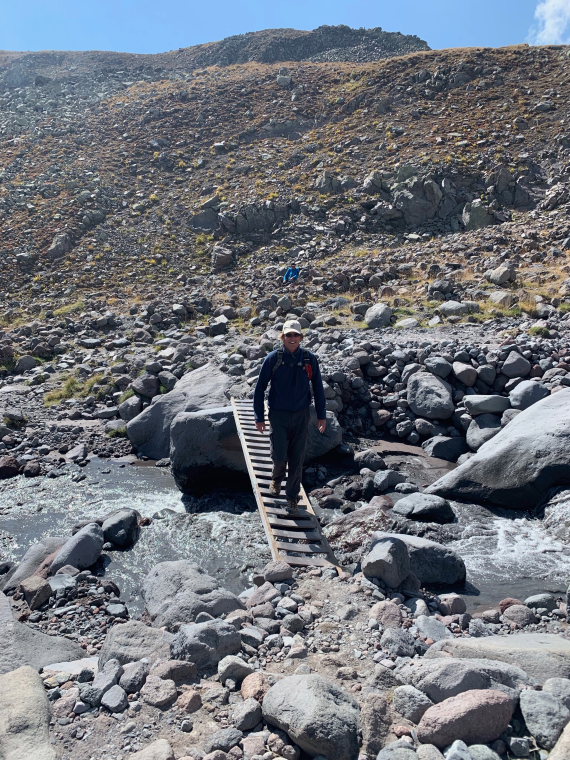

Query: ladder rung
left=272, top=528, right=322, bottom=540
left=275, top=540, right=328, bottom=554
left=278, top=554, right=331, bottom=567
left=268, top=516, right=317, bottom=529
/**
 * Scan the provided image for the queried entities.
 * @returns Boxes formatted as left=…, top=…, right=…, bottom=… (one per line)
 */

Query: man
left=283, top=264, right=300, bottom=284
left=254, top=319, right=326, bottom=512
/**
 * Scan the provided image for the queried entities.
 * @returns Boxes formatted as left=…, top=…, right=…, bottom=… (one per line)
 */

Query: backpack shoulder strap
left=271, top=348, right=284, bottom=375
left=302, top=349, right=314, bottom=379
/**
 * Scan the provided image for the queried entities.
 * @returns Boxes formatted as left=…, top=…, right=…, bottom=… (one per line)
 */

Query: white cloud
left=528, top=0, right=570, bottom=44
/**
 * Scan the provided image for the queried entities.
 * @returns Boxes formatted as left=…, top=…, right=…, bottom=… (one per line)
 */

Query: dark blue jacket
left=254, top=347, right=326, bottom=422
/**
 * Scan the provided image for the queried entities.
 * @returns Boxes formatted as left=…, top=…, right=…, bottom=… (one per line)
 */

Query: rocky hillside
left=0, top=40, right=568, bottom=316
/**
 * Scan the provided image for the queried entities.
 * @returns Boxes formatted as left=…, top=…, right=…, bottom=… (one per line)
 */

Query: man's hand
left=255, top=421, right=266, bottom=434
left=317, top=419, right=327, bottom=434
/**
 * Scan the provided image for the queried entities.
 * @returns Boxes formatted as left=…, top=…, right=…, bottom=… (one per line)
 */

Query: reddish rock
left=150, top=660, right=197, bottom=685
left=369, top=600, right=403, bottom=629
left=140, top=675, right=177, bottom=708
left=417, top=688, right=515, bottom=748
left=241, top=672, right=273, bottom=702
left=499, top=597, right=524, bottom=613
left=20, top=575, right=51, bottom=610
left=323, top=503, right=392, bottom=554
left=0, top=455, right=20, bottom=479
left=502, top=604, right=537, bottom=627
left=177, top=688, right=202, bottom=713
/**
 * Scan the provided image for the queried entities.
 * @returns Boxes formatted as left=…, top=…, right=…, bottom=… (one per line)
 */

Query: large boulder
left=262, top=674, right=360, bottom=760
left=417, top=689, right=515, bottom=748
left=102, top=509, right=140, bottom=549
left=0, top=592, right=84, bottom=675
left=361, top=536, right=410, bottom=588
left=170, top=407, right=246, bottom=492
left=369, top=532, right=465, bottom=586
left=0, top=666, right=56, bottom=760
left=426, top=389, right=570, bottom=508
left=509, top=380, right=549, bottom=410
left=391, top=493, right=455, bottom=523
left=127, top=363, right=232, bottom=459
left=49, top=523, right=103, bottom=574
left=395, top=657, right=535, bottom=703
left=364, top=303, right=393, bottom=329
left=425, top=633, right=570, bottom=684
left=407, top=373, right=454, bottom=420
left=0, top=537, right=65, bottom=591
left=519, top=689, right=570, bottom=749
left=142, top=561, right=243, bottom=629
left=98, top=621, right=173, bottom=668
left=170, top=619, right=241, bottom=669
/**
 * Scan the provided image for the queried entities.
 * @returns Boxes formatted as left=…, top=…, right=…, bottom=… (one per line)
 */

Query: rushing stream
left=1, top=458, right=570, bottom=616
left=0, top=459, right=271, bottom=615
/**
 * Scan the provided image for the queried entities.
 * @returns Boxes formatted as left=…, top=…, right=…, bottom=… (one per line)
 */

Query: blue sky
left=1, top=0, right=569, bottom=54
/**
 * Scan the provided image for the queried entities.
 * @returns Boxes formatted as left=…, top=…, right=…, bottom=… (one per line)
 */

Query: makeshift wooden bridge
left=231, top=398, right=341, bottom=571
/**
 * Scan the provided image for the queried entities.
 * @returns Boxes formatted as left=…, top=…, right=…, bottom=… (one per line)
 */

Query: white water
left=0, top=459, right=270, bottom=614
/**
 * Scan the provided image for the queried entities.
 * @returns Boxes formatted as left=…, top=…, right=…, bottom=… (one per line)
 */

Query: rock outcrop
left=427, top=389, right=570, bottom=507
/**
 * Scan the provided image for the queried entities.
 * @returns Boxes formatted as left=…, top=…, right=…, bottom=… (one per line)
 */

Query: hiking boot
left=269, top=479, right=281, bottom=497
left=286, top=497, right=299, bottom=513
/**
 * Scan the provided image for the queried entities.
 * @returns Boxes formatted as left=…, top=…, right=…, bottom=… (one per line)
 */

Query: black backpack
left=272, top=347, right=314, bottom=380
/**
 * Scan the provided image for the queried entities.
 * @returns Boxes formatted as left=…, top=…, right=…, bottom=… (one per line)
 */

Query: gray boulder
left=98, top=620, right=173, bottom=668
left=127, top=363, right=232, bottom=459
left=462, top=199, right=496, bottom=230
left=392, top=177, right=442, bottom=226
left=376, top=746, right=418, bottom=759
left=519, top=689, right=570, bottom=749
left=463, top=395, right=510, bottom=416
left=392, top=684, right=433, bottom=723
left=170, top=619, right=241, bottom=669
left=361, top=537, right=411, bottom=588
left=380, top=628, right=415, bottom=657
left=453, top=361, right=477, bottom=387
left=501, top=351, right=531, bottom=378
left=365, top=303, right=393, bottom=328
left=465, top=414, right=502, bottom=451
left=421, top=435, right=469, bottom=462
left=50, top=522, right=103, bottom=574
left=392, top=493, right=454, bottom=523
left=0, top=591, right=84, bottom=675
left=424, top=633, right=570, bottom=683
left=369, top=533, right=465, bottom=586
left=170, top=406, right=246, bottom=491
left=509, top=380, right=549, bottom=410
left=544, top=677, right=570, bottom=709
left=1, top=536, right=65, bottom=591
left=102, top=509, right=140, bottom=549
left=131, top=373, right=160, bottom=399
left=262, top=674, right=360, bottom=760
left=424, top=356, right=453, bottom=378
left=0, top=666, right=56, bottom=760
left=118, top=395, right=143, bottom=422
left=407, top=373, right=454, bottom=420
left=427, top=389, right=570, bottom=508
left=396, top=656, right=534, bottom=703
left=142, top=561, right=243, bottom=629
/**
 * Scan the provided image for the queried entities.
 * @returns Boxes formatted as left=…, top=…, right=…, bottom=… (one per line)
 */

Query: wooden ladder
left=231, top=398, right=342, bottom=571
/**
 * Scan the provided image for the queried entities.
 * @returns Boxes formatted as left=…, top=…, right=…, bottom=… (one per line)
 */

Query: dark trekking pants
left=268, top=407, right=310, bottom=500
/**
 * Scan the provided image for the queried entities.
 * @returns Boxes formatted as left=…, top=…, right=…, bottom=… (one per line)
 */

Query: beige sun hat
left=281, top=319, right=303, bottom=335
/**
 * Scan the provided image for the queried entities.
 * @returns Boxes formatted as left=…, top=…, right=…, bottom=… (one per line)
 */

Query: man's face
left=281, top=331, right=302, bottom=353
